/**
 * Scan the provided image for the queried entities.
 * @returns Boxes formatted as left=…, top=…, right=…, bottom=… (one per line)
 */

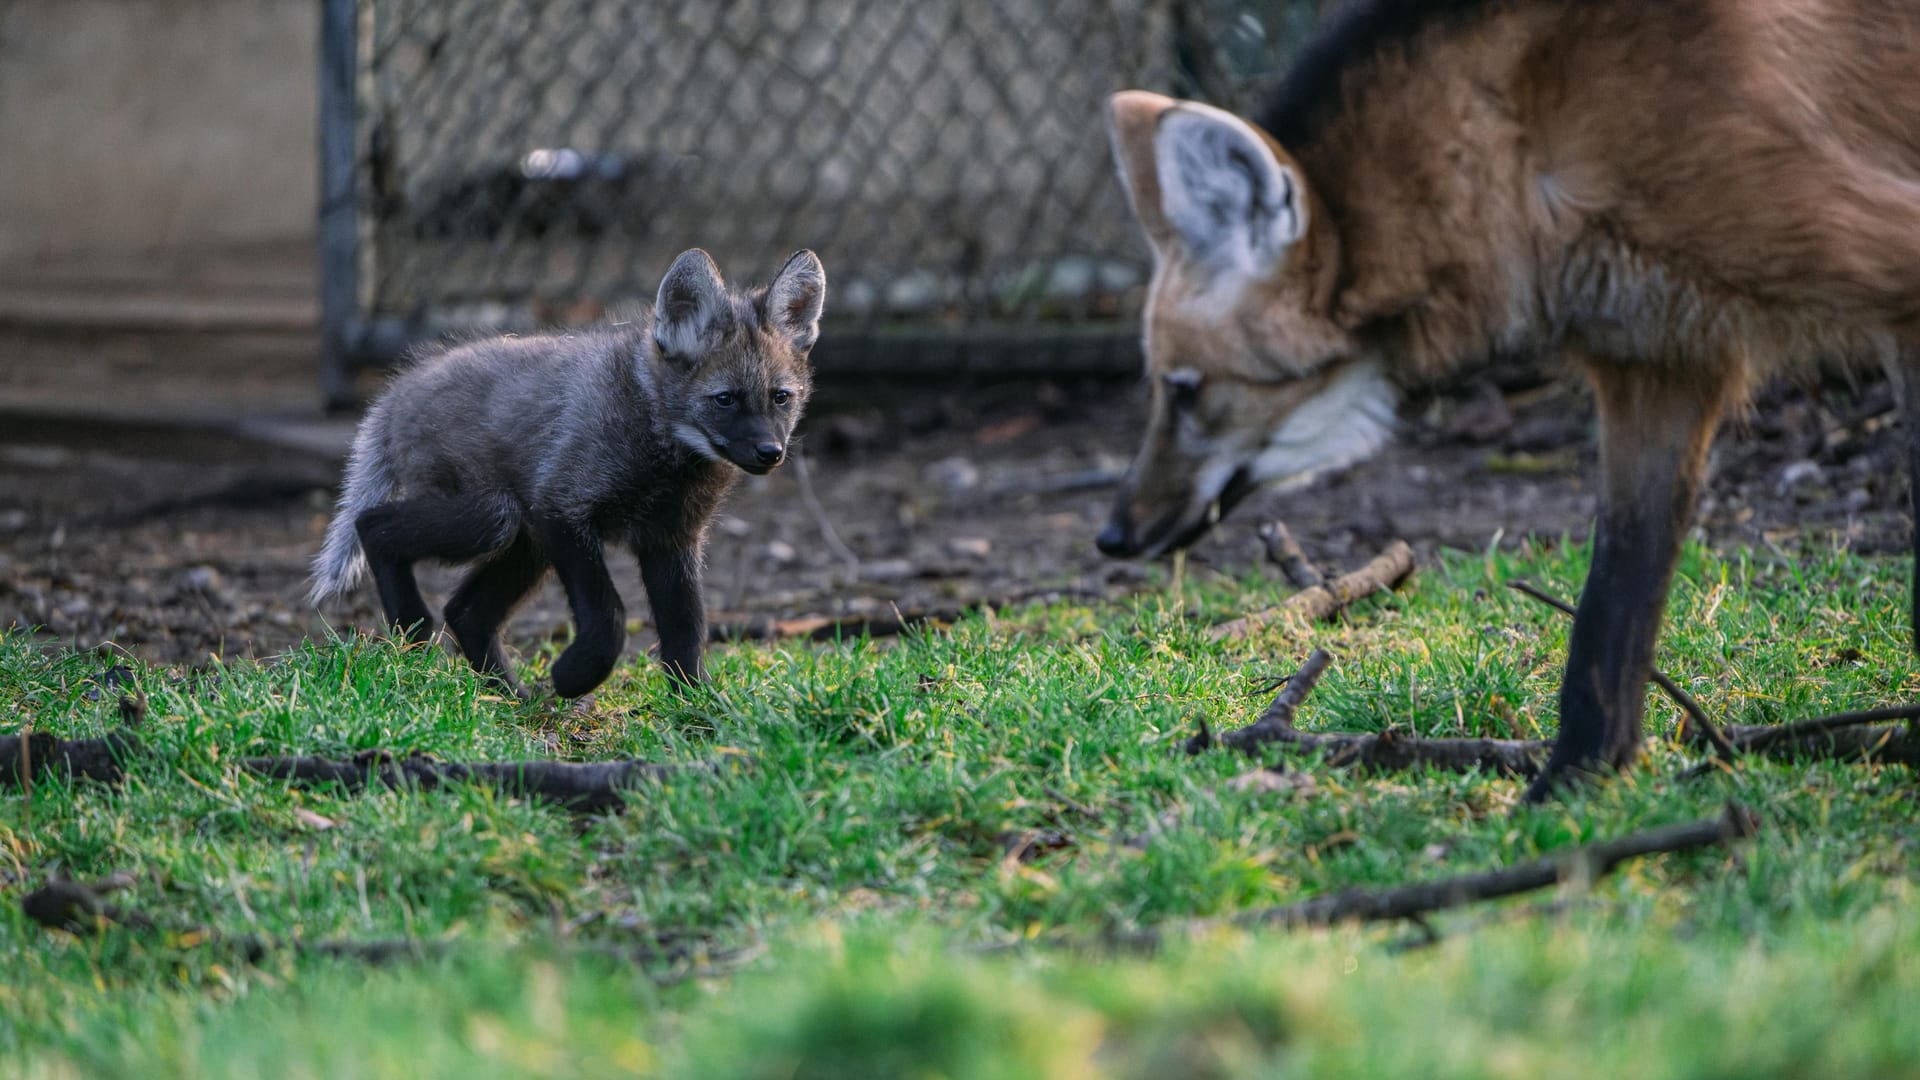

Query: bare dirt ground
left=0, top=322, right=1910, bottom=669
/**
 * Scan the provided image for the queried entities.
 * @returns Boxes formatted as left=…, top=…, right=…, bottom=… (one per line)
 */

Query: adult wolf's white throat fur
left=1096, top=0, right=1920, bottom=800
left=310, top=248, right=826, bottom=699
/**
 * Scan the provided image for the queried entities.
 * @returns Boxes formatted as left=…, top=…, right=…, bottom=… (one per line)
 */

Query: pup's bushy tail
left=309, top=417, right=394, bottom=606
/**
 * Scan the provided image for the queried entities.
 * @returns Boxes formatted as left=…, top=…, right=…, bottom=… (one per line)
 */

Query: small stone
left=764, top=539, right=798, bottom=565
left=859, top=558, right=917, bottom=582
left=922, top=456, right=980, bottom=496
left=178, top=566, right=223, bottom=594
left=1776, top=459, right=1823, bottom=496
left=946, top=536, right=992, bottom=559
left=714, top=515, right=751, bottom=538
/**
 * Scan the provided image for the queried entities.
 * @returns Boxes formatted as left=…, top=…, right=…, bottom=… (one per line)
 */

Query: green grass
left=3, top=537, right=1919, bottom=1077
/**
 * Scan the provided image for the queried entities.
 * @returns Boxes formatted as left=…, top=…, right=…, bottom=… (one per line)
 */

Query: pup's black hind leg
left=444, top=531, right=549, bottom=697
left=357, top=497, right=512, bottom=642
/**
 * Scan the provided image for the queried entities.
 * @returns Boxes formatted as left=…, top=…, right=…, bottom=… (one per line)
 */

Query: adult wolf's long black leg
left=1526, top=362, right=1732, bottom=803
left=1896, top=345, right=1920, bottom=653
left=356, top=497, right=510, bottom=642
left=535, top=517, right=625, bottom=698
left=444, top=531, right=549, bottom=696
left=638, top=545, right=707, bottom=685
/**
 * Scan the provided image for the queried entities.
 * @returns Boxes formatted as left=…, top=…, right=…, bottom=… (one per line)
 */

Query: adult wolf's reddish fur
left=1098, top=0, right=1920, bottom=799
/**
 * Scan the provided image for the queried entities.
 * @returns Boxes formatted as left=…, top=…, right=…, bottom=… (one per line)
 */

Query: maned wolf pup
left=309, top=248, right=825, bottom=697
left=1098, top=0, right=1920, bottom=799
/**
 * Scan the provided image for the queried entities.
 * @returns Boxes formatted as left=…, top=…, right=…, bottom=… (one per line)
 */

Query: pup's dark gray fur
left=310, top=248, right=825, bottom=697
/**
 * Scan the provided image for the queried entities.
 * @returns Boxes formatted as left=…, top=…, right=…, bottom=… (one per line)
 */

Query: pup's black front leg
left=638, top=546, right=706, bottom=685
left=536, top=518, right=626, bottom=698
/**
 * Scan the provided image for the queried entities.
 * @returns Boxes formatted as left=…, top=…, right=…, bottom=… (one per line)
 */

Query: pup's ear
left=654, top=249, right=729, bottom=360
left=764, top=250, right=826, bottom=352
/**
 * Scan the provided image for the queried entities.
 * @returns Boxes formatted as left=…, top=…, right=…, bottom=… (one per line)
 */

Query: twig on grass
left=1681, top=709, right=1920, bottom=779
left=708, top=584, right=1129, bottom=643
left=3, top=734, right=708, bottom=814
left=1235, top=804, right=1755, bottom=930
left=1505, top=579, right=1738, bottom=762
left=1185, top=649, right=1336, bottom=755
left=1257, top=521, right=1324, bottom=589
left=1187, top=650, right=1549, bottom=776
left=241, top=753, right=708, bottom=814
left=20, top=876, right=761, bottom=981
left=992, top=804, right=1756, bottom=954
left=1, top=732, right=139, bottom=789
left=1209, top=540, right=1416, bottom=642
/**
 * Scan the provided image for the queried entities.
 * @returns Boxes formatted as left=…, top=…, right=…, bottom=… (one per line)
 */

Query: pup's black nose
left=1095, top=520, right=1132, bottom=557
left=754, top=442, right=785, bottom=467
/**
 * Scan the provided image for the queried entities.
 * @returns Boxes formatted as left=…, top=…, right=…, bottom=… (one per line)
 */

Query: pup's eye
left=771, top=389, right=792, bottom=407
left=712, top=391, right=737, bottom=408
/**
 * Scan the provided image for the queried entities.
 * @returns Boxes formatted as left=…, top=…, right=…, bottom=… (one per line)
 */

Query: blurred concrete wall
left=0, top=0, right=317, bottom=265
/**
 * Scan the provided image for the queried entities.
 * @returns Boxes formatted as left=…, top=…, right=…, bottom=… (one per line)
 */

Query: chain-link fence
left=319, top=0, right=1332, bottom=404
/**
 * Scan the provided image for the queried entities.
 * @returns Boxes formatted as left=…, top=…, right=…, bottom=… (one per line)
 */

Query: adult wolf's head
left=651, top=248, right=825, bottom=475
left=1094, top=92, right=1395, bottom=560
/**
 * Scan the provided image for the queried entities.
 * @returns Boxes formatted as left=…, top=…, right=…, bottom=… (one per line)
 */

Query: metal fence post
left=317, top=0, right=361, bottom=411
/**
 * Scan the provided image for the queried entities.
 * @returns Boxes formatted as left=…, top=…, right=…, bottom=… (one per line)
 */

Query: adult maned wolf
left=1096, top=0, right=1920, bottom=799
left=311, top=249, right=826, bottom=698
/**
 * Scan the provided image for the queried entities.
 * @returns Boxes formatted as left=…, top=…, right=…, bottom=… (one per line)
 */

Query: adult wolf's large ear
left=1106, top=90, right=1180, bottom=251
left=1151, top=101, right=1306, bottom=274
left=654, top=248, right=729, bottom=360
left=765, top=249, right=826, bottom=352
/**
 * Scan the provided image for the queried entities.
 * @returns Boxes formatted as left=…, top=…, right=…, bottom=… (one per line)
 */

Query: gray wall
left=0, top=0, right=317, bottom=266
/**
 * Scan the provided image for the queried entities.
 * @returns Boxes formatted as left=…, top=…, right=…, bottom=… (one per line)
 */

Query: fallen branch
left=1683, top=709, right=1920, bottom=778
left=1, top=732, right=140, bottom=789
left=710, top=585, right=1127, bottom=643
left=1188, top=650, right=1547, bottom=776
left=994, top=804, right=1756, bottom=954
left=1234, top=802, right=1755, bottom=930
left=978, top=466, right=1126, bottom=502
left=711, top=606, right=968, bottom=643
left=1185, top=649, right=1335, bottom=755
left=21, top=877, right=760, bottom=979
left=1210, top=540, right=1416, bottom=641
left=1505, top=580, right=1736, bottom=761
left=1257, top=521, right=1324, bottom=589
left=242, top=753, right=704, bottom=814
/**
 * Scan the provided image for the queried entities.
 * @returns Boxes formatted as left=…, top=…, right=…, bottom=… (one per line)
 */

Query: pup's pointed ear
left=1153, top=101, right=1306, bottom=273
left=765, top=250, right=826, bottom=352
left=654, top=249, right=728, bottom=360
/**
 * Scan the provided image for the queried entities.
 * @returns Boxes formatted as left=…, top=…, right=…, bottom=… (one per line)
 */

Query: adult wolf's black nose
left=754, top=441, right=785, bottom=467
left=1095, top=520, right=1132, bottom=557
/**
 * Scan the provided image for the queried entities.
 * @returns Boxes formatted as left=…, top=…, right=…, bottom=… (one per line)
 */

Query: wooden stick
left=241, top=753, right=704, bottom=814
left=20, top=878, right=760, bottom=979
left=1683, top=711, right=1920, bottom=777
left=1505, top=579, right=1738, bottom=762
left=1233, top=802, right=1755, bottom=930
left=1185, top=649, right=1335, bottom=755
left=1, top=732, right=138, bottom=788
left=1187, top=649, right=1548, bottom=775
left=1210, top=540, right=1416, bottom=642
left=1257, top=521, right=1324, bottom=589
left=996, top=805, right=1756, bottom=954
